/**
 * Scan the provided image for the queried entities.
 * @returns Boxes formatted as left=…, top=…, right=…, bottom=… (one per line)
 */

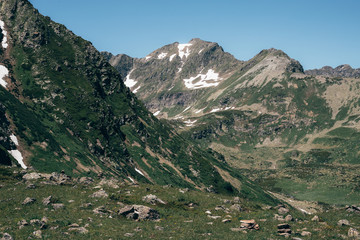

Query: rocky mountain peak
left=305, top=64, right=360, bottom=78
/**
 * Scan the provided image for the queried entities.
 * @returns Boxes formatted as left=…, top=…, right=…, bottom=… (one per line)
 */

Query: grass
left=0, top=166, right=358, bottom=239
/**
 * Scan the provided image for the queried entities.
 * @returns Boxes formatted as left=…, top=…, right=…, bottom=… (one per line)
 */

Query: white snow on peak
left=0, top=64, right=9, bottom=88
left=178, top=43, right=192, bottom=59
left=133, top=85, right=141, bottom=93
left=169, top=54, right=177, bottom=62
left=8, top=150, right=27, bottom=169
left=157, top=52, right=167, bottom=59
left=145, top=56, right=152, bottom=60
left=0, top=20, right=8, bottom=49
left=153, top=111, right=160, bottom=116
left=135, top=168, right=145, bottom=176
left=10, top=134, right=19, bottom=146
left=124, top=70, right=137, bottom=88
left=183, top=69, right=222, bottom=89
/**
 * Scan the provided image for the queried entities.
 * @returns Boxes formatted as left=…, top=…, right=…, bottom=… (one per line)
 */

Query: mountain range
left=105, top=39, right=360, bottom=205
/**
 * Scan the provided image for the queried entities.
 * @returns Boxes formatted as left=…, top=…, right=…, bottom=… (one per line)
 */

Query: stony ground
left=0, top=167, right=359, bottom=240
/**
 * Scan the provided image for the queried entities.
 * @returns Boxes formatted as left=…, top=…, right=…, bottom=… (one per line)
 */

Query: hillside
left=0, top=0, right=277, bottom=201
left=107, top=40, right=360, bottom=205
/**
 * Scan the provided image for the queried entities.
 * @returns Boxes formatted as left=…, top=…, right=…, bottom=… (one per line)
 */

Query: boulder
left=239, top=219, right=259, bottom=230
left=22, top=172, right=41, bottom=180
left=278, top=207, right=290, bottom=215
left=78, top=177, right=94, bottom=185
left=311, top=215, right=319, bottom=222
left=337, top=219, right=350, bottom=226
left=348, top=228, right=359, bottom=238
left=142, top=194, right=166, bottom=205
left=99, top=178, right=121, bottom=188
left=301, top=231, right=312, bottom=236
left=52, top=203, right=65, bottom=210
left=285, top=215, right=294, bottom=222
left=49, top=172, right=71, bottom=185
left=118, top=205, right=160, bottom=221
left=68, top=227, right=88, bottom=234
left=93, top=206, right=111, bottom=215
left=90, top=189, right=108, bottom=198
left=42, top=196, right=53, bottom=206
left=229, top=204, right=242, bottom=212
left=0, top=233, right=13, bottom=240
left=32, top=230, right=42, bottom=239
left=277, top=223, right=291, bottom=235
left=22, top=197, right=36, bottom=205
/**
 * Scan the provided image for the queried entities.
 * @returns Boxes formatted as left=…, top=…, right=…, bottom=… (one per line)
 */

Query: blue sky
left=29, top=0, right=360, bottom=69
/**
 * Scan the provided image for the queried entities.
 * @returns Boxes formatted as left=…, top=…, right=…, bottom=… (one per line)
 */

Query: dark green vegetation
left=0, top=0, right=276, bottom=200
left=1, top=167, right=359, bottom=239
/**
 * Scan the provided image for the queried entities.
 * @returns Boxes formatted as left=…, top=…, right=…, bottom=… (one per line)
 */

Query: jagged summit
left=305, top=64, right=360, bottom=78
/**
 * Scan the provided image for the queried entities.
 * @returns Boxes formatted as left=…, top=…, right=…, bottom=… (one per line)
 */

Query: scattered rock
left=208, top=215, right=221, bottom=220
left=49, top=172, right=72, bottom=185
left=22, top=197, right=36, bottom=205
left=80, top=203, right=93, bottom=208
left=142, top=194, right=167, bottom=205
left=26, top=184, right=36, bottom=189
left=205, top=210, right=212, bottom=215
left=124, top=233, right=134, bottom=237
left=155, top=225, right=164, bottom=231
left=93, top=206, right=111, bottom=215
left=52, top=203, right=65, bottom=210
left=338, top=219, right=350, bottom=226
left=22, top=172, right=42, bottom=180
left=311, top=215, right=319, bottom=222
left=78, top=177, right=94, bottom=185
left=346, top=205, right=360, bottom=214
left=301, top=231, right=312, bottom=236
left=278, top=207, right=290, bottom=215
left=17, top=219, right=29, bottom=229
left=134, top=227, right=142, bottom=232
left=30, top=219, right=41, bottom=225
left=285, top=215, right=294, bottom=222
left=222, top=219, right=231, bottom=223
left=274, top=214, right=285, bottom=221
left=42, top=196, right=53, bottom=206
left=118, top=205, right=160, bottom=221
left=277, top=223, right=291, bottom=235
left=348, top=228, right=359, bottom=238
left=68, top=227, right=89, bottom=234
left=239, top=219, right=259, bottom=230
left=215, top=205, right=226, bottom=211
left=99, top=178, right=120, bottom=189
left=229, top=204, right=242, bottom=212
left=233, top=197, right=241, bottom=204
left=32, top=230, right=42, bottom=239
left=0, top=233, right=13, bottom=240
left=90, top=189, right=108, bottom=198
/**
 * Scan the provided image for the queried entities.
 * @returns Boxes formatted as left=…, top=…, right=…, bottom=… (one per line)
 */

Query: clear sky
left=29, top=0, right=360, bottom=69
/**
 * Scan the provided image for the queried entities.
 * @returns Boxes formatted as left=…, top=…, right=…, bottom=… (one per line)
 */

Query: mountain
left=305, top=64, right=360, bottom=78
left=0, top=0, right=277, bottom=200
left=107, top=40, right=360, bottom=205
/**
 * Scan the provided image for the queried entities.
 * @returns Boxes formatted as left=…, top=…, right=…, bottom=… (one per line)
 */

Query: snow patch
left=183, top=69, right=222, bottom=89
left=210, top=108, right=220, bottom=113
left=135, top=168, right=145, bottom=176
left=182, top=106, right=191, bottom=112
left=178, top=43, right=192, bottom=59
left=145, top=56, right=152, bottom=60
left=124, top=70, right=137, bottom=88
left=10, top=134, right=19, bottom=146
left=194, top=107, right=206, bottom=114
left=133, top=85, right=141, bottom=93
left=153, top=111, right=160, bottom=116
left=128, top=176, right=135, bottom=183
left=299, top=208, right=311, bottom=215
left=199, top=49, right=204, bottom=54
left=157, top=52, right=167, bottom=59
left=0, top=20, right=8, bottom=49
left=0, top=64, right=9, bottom=88
left=184, top=119, right=197, bottom=127
left=8, top=150, right=27, bottom=169
left=178, top=67, right=182, bottom=73
left=169, top=54, right=177, bottom=62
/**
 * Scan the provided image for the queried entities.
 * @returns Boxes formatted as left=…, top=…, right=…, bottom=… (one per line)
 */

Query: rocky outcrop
left=305, top=64, right=360, bottom=78
left=118, top=205, right=160, bottom=221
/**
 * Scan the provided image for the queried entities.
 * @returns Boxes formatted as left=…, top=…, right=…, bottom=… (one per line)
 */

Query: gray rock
left=285, top=215, right=294, bottom=222
left=22, top=172, right=41, bottom=180
left=311, top=215, right=319, bottom=222
left=42, top=196, right=53, bottom=206
left=93, top=206, right=111, bottom=215
left=301, top=231, right=311, bottom=236
left=155, top=225, right=164, bottom=231
left=118, top=205, right=160, bottom=221
left=124, top=233, right=134, bottom=237
left=68, top=227, right=88, bottom=234
left=278, top=207, right=290, bottom=215
left=338, top=219, right=350, bottom=226
left=49, top=172, right=71, bottom=185
left=22, top=197, right=36, bottom=205
left=348, top=228, right=359, bottom=238
left=78, top=177, right=94, bottom=185
left=33, top=230, right=42, bottom=239
left=277, top=223, right=291, bottom=235
left=142, top=194, right=166, bottom=205
left=52, top=203, right=65, bottom=209
left=90, top=189, right=108, bottom=198
left=229, top=204, right=242, bottom=212
left=1, top=233, right=13, bottom=240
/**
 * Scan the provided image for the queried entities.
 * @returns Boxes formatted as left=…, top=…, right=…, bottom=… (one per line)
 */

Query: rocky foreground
left=0, top=167, right=359, bottom=239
